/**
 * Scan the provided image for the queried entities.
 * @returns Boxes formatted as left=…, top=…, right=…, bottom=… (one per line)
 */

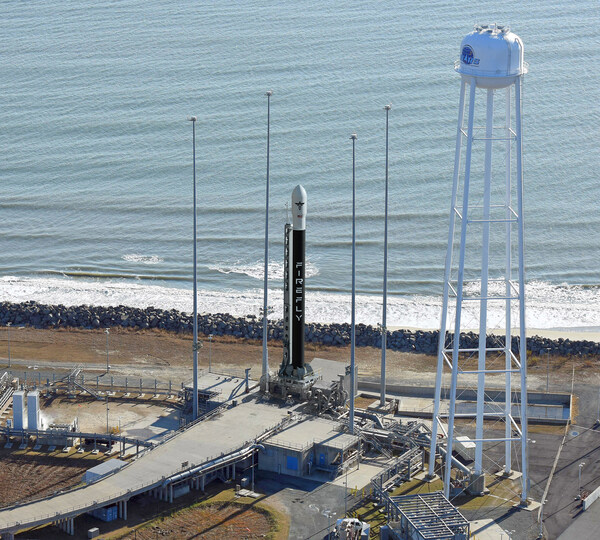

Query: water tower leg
left=443, top=77, right=477, bottom=498
left=429, top=78, right=467, bottom=479
left=504, top=85, right=513, bottom=476
left=473, top=88, right=495, bottom=487
left=515, top=76, right=530, bottom=503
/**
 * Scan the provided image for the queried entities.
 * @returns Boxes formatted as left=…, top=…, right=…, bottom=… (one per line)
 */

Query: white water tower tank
left=455, top=24, right=526, bottom=88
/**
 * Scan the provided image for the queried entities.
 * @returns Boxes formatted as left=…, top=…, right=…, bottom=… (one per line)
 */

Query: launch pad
left=262, top=185, right=351, bottom=413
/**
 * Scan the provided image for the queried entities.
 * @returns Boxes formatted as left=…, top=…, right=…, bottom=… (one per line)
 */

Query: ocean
left=2, top=0, right=599, bottom=330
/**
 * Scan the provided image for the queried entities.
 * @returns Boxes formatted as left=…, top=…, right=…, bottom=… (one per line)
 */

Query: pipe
left=161, top=443, right=265, bottom=488
left=353, top=410, right=385, bottom=429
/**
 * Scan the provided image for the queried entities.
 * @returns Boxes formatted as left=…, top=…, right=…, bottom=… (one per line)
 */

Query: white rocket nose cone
left=292, top=185, right=307, bottom=231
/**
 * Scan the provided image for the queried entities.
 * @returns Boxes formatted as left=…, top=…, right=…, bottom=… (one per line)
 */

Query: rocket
left=291, top=185, right=306, bottom=371
left=280, top=185, right=312, bottom=379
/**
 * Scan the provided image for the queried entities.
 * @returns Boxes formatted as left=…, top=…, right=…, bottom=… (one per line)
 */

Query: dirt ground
left=0, top=447, right=108, bottom=507
left=38, top=395, right=179, bottom=435
left=0, top=326, right=437, bottom=384
left=0, top=326, right=593, bottom=391
left=19, top=486, right=288, bottom=540
left=126, top=501, right=272, bottom=540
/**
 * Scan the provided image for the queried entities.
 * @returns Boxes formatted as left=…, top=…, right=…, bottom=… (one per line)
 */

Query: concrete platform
left=185, top=372, right=250, bottom=406
left=471, top=519, right=513, bottom=539
left=359, top=381, right=571, bottom=424
left=329, top=463, right=383, bottom=490
left=266, top=417, right=357, bottom=451
left=494, top=470, right=522, bottom=481
left=0, top=397, right=290, bottom=535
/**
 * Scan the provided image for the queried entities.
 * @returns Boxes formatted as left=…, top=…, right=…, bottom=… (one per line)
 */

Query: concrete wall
left=358, top=380, right=571, bottom=405
left=583, top=485, right=600, bottom=511
left=314, top=443, right=342, bottom=470
left=259, top=445, right=309, bottom=477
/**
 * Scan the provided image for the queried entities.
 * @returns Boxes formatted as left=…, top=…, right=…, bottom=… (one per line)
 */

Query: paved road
left=545, top=383, right=600, bottom=539
left=258, top=472, right=363, bottom=540
left=0, top=397, right=289, bottom=535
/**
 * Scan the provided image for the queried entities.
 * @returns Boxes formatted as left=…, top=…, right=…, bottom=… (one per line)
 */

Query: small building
left=259, top=417, right=359, bottom=478
left=83, top=459, right=127, bottom=484
left=385, top=492, right=470, bottom=540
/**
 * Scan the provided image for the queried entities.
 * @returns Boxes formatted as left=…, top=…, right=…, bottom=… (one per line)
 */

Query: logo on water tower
left=461, top=45, right=480, bottom=65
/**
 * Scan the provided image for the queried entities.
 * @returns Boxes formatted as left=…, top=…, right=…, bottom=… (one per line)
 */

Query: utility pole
left=189, top=115, right=199, bottom=420
left=349, top=133, right=357, bottom=435
left=262, top=90, right=273, bottom=393
left=380, top=104, right=391, bottom=408
left=105, top=328, right=110, bottom=372
left=6, top=322, right=11, bottom=368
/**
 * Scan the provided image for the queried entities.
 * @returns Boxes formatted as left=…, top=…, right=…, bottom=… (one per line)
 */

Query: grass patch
left=110, top=488, right=288, bottom=540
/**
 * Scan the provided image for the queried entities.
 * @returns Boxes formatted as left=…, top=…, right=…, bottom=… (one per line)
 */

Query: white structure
left=83, top=459, right=127, bottom=484
left=429, top=24, right=529, bottom=503
left=12, top=390, right=26, bottom=430
left=27, top=390, right=41, bottom=431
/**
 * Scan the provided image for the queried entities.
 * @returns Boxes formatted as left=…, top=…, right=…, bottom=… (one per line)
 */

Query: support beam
left=429, top=78, right=467, bottom=478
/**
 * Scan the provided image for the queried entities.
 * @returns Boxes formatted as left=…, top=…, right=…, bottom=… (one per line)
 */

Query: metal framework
left=429, top=73, right=529, bottom=502
left=391, top=492, right=470, bottom=540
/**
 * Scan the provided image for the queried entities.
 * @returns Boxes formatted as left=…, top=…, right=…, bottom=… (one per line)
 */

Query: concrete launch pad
left=0, top=395, right=290, bottom=537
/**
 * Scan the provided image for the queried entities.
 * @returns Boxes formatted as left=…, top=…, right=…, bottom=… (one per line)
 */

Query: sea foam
left=0, top=276, right=598, bottom=330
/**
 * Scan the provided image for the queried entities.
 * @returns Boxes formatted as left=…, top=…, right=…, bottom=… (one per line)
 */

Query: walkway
left=0, top=397, right=289, bottom=536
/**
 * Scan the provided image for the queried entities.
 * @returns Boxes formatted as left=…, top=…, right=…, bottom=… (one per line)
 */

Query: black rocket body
left=291, top=227, right=305, bottom=369
left=280, top=185, right=311, bottom=379
left=290, top=185, right=306, bottom=371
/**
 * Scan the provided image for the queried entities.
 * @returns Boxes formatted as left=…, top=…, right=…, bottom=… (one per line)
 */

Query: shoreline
left=2, top=275, right=600, bottom=332
left=1, top=300, right=599, bottom=358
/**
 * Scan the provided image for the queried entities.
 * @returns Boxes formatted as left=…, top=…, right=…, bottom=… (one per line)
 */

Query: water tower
left=429, top=24, right=530, bottom=503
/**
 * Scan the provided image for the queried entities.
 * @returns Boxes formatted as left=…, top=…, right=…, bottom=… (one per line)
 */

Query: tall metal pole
left=546, top=349, right=550, bottom=393
left=208, top=334, right=213, bottom=373
left=6, top=323, right=11, bottom=369
left=349, top=133, right=357, bottom=435
left=380, top=105, right=391, bottom=408
left=262, top=90, right=273, bottom=393
left=105, top=328, right=110, bottom=372
left=474, top=88, right=494, bottom=476
left=190, top=116, right=199, bottom=420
